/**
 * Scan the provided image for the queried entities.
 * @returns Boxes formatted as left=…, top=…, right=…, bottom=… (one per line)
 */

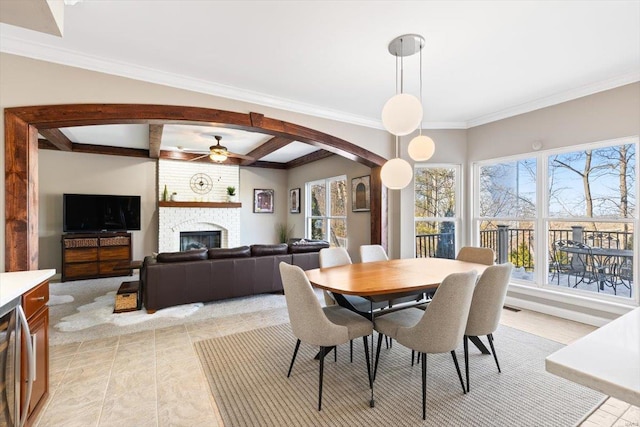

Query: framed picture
left=351, top=175, right=371, bottom=212
left=253, top=189, right=274, bottom=213
left=289, top=188, right=301, bottom=214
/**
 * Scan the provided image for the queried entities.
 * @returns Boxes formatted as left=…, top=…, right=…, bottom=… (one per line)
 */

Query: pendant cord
left=400, top=37, right=404, bottom=94
left=419, top=41, right=423, bottom=136
left=395, top=136, right=399, bottom=158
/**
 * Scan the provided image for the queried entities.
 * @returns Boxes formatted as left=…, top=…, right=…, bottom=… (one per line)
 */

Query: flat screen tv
left=63, top=194, right=141, bottom=232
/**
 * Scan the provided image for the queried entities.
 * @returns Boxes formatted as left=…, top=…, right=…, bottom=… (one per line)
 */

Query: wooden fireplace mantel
left=158, top=201, right=241, bottom=208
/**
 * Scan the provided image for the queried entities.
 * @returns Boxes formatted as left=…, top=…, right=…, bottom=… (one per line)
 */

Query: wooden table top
left=305, top=257, right=490, bottom=297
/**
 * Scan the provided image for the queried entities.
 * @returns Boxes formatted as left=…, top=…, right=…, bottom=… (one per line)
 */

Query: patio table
left=558, top=246, right=633, bottom=294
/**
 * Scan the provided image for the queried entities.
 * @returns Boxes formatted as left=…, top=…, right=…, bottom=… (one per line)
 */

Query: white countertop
left=546, top=307, right=640, bottom=407
left=0, top=269, right=56, bottom=308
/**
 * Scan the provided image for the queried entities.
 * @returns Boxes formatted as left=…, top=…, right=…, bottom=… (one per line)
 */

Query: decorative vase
left=170, top=193, right=178, bottom=202
left=163, top=184, right=169, bottom=201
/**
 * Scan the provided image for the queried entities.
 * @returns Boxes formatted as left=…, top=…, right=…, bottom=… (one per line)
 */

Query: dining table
left=305, top=257, right=491, bottom=407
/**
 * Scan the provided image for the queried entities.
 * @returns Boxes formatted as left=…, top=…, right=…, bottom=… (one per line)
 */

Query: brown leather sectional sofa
left=141, top=240, right=329, bottom=313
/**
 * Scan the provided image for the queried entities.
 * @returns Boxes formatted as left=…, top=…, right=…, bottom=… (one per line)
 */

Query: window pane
left=310, top=183, right=326, bottom=216
left=479, top=159, right=537, bottom=218
left=309, top=218, right=326, bottom=241
left=548, top=144, right=636, bottom=218
left=415, top=221, right=456, bottom=259
left=329, top=218, right=347, bottom=247
left=330, top=179, right=347, bottom=216
left=415, top=167, right=456, bottom=217
left=548, top=221, right=634, bottom=299
left=479, top=220, right=535, bottom=282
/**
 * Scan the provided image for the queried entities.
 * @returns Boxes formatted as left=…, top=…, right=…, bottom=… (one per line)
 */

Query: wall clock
left=190, top=173, right=213, bottom=194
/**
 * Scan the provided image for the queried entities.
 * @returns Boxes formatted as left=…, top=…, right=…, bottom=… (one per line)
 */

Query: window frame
left=471, top=136, right=639, bottom=305
left=413, top=163, right=463, bottom=258
left=305, top=174, right=348, bottom=246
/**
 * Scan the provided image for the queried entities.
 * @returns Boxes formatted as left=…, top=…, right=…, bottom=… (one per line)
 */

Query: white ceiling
left=2, top=1, right=638, bottom=131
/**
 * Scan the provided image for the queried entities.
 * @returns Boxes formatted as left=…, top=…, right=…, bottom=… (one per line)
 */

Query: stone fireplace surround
left=158, top=206, right=240, bottom=253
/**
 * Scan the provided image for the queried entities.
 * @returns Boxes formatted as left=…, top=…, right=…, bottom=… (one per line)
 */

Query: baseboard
left=505, top=284, right=636, bottom=327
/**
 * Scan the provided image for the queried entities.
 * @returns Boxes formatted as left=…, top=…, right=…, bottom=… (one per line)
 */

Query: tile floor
left=34, top=305, right=638, bottom=427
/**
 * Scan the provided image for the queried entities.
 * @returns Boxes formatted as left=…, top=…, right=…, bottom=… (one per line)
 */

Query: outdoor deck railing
left=417, top=227, right=634, bottom=272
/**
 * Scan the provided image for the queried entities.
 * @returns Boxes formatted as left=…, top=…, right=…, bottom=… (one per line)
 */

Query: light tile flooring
left=34, top=306, right=638, bottom=427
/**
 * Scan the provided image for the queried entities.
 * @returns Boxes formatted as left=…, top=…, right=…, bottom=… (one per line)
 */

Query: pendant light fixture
left=380, top=34, right=435, bottom=190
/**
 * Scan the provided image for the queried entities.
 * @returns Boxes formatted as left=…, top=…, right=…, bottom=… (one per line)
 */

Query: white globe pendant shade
left=408, top=135, right=435, bottom=161
left=380, top=158, right=413, bottom=189
left=381, top=94, right=423, bottom=136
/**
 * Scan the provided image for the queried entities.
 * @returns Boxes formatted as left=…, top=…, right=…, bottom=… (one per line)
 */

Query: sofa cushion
left=156, top=249, right=208, bottom=263
left=208, top=246, right=251, bottom=259
left=250, top=244, right=288, bottom=257
left=288, top=239, right=330, bottom=253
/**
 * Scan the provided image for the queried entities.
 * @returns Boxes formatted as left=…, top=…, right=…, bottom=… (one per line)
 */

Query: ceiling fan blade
left=187, top=153, right=210, bottom=161
left=181, top=148, right=210, bottom=154
left=227, top=152, right=255, bottom=161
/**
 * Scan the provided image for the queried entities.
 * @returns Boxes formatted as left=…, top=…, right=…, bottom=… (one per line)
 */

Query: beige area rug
left=195, top=323, right=604, bottom=427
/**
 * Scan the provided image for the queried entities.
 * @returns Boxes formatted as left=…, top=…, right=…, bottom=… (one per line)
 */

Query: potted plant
left=276, top=223, right=294, bottom=243
left=226, top=186, right=236, bottom=202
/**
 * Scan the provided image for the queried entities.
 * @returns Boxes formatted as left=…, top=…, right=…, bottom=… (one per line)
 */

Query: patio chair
left=550, top=240, right=591, bottom=287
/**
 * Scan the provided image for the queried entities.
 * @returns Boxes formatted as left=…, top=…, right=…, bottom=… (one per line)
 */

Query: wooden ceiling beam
left=148, top=124, right=163, bottom=159
left=38, top=138, right=150, bottom=158
left=240, top=136, right=295, bottom=166
left=38, top=128, right=72, bottom=151
left=285, top=150, right=335, bottom=169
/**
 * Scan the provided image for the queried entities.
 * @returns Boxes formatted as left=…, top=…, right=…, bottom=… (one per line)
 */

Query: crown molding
left=466, top=70, right=640, bottom=128
left=0, top=35, right=382, bottom=129
left=2, top=35, right=638, bottom=132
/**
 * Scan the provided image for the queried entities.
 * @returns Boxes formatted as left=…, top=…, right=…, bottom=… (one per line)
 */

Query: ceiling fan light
left=380, top=157, right=413, bottom=189
left=209, top=152, right=227, bottom=163
left=408, top=134, right=435, bottom=161
left=381, top=93, right=423, bottom=136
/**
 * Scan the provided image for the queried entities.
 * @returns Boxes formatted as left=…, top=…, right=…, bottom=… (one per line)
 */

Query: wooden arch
left=4, top=104, right=387, bottom=271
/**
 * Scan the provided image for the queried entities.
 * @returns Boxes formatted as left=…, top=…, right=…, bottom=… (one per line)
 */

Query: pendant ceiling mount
left=387, top=34, right=425, bottom=57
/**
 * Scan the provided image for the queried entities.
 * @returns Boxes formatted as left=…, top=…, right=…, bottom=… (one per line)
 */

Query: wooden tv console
left=61, top=232, right=132, bottom=281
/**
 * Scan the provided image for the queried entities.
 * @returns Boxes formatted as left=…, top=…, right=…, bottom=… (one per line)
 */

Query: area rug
left=54, top=290, right=203, bottom=332
left=195, top=324, right=604, bottom=427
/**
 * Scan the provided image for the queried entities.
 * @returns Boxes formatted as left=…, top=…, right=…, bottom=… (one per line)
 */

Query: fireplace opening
left=180, top=231, right=221, bottom=251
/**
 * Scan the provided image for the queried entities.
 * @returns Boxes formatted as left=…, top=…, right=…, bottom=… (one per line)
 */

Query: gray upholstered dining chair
left=320, top=247, right=387, bottom=360
left=279, top=262, right=373, bottom=411
left=463, top=262, right=513, bottom=392
left=359, top=244, right=389, bottom=263
left=456, top=246, right=495, bottom=265
left=374, top=270, right=478, bottom=420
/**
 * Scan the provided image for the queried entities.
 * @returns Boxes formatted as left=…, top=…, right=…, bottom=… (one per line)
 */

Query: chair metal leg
left=464, top=335, right=470, bottom=392
left=411, top=349, right=415, bottom=366
left=363, top=336, right=372, bottom=389
left=318, top=346, right=326, bottom=411
left=451, top=350, right=466, bottom=394
left=287, top=339, right=301, bottom=378
left=334, top=344, right=337, bottom=362
left=385, top=335, right=389, bottom=349
left=373, top=332, right=383, bottom=381
left=421, top=352, right=427, bottom=420
left=487, top=334, right=501, bottom=373
left=350, top=339, right=353, bottom=363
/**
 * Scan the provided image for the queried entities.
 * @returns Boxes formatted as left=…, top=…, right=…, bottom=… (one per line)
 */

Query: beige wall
left=38, top=150, right=157, bottom=272
left=0, top=53, right=393, bottom=272
left=467, top=83, right=640, bottom=161
left=286, top=155, right=372, bottom=262
left=238, top=167, right=289, bottom=245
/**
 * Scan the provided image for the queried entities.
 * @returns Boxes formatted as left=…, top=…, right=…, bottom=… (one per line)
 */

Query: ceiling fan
left=184, top=135, right=254, bottom=163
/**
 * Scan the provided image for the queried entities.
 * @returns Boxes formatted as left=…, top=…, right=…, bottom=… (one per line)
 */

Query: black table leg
left=369, top=299, right=375, bottom=408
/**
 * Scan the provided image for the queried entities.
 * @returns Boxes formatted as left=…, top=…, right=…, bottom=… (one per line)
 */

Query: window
left=414, top=165, right=461, bottom=258
left=306, top=175, right=347, bottom=246
left=473, top=138, right=637, bottom=301
left=476, top=158, right=537, bottom=282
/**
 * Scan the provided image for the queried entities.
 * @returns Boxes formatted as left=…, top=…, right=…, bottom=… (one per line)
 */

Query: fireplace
left=180, top=231, right=221, bottom=251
